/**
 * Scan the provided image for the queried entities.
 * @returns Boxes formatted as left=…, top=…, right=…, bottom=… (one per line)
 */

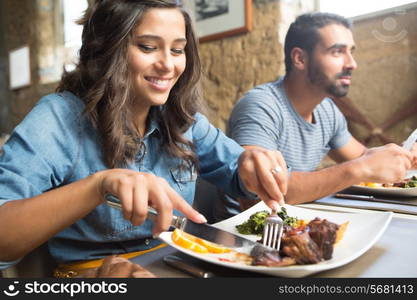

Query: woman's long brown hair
left=57, top=0, right=202, bottom=170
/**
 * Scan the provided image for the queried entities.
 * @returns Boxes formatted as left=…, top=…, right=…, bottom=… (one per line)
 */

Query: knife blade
left=402, top=128, right=417, bottom=151
left=335, top=193, right=417, bottom=207
left=105, top=193, right=264, bottom=251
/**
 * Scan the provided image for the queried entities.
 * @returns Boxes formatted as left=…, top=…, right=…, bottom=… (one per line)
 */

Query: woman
left=0, top=0, right=287, bottom=276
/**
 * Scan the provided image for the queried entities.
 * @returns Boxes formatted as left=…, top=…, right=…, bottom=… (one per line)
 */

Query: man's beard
left=307, top=60, right=352, bottom=98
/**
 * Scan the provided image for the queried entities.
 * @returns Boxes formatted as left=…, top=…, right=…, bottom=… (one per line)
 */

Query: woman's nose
left=156, top=52, right=174, bottom=72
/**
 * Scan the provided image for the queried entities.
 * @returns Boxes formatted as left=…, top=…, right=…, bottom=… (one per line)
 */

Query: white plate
left=349, top=170, right=417, bottom=197
left=158, top=202, right=392, bottom=277
left=348, top=185, right=417, bottom=197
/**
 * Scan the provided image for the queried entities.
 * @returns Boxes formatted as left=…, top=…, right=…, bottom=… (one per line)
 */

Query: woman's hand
left=238, top=146, right=288, bottom=210
left=76, top=255, right=156, bottom=278
left=94, top=169, right=206, bottom=235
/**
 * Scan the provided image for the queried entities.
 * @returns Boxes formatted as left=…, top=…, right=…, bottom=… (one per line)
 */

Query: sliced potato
left=335, top=221, right=349, bottom=244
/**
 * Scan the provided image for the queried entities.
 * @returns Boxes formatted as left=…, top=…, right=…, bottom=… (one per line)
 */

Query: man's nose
left=345, top=52, right=357, bottom=70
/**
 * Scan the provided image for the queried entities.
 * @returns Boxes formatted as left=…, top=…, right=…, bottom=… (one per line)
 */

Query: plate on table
left=348, top=185, right=417, bottom=197
left=158, top=201, right=392, bottom=277
left=348, top=170, right=417, bottom=197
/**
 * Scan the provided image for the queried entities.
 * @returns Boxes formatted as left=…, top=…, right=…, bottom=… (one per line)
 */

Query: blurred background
left=1, top=0, right=416, bottom=156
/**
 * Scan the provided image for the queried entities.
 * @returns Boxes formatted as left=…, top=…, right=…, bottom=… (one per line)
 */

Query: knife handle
left=163, top=255, right=214, bottom=278
left=105, top=193, right=184, bottom=228
left=335, top=193, right=375, bottom=201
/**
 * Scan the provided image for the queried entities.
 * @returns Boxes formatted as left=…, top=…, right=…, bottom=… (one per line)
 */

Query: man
left=215, top=12, right=414, bottom=220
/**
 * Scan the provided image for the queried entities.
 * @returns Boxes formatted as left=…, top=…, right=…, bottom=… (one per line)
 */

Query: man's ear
left=290, top=47, right=308, bottom=71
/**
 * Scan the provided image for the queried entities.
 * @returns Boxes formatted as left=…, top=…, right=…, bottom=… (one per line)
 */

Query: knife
left=105, top=193, right=265, bottom=251
left=335, top=193, right=417, bottom=207
left=402, top=128, right=417, bottom=151
left=163, top=255, right=214, bottom=278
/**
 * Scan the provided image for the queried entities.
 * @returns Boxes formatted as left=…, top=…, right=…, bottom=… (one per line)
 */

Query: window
left=319, top=0, right=416, bottom=18
left=62, top=0, right=88, bottom=71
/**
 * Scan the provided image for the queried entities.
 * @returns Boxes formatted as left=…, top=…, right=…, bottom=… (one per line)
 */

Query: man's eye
left=138, top=44, right=156, bottom=52
left=171, top=48, right=185, bottom=55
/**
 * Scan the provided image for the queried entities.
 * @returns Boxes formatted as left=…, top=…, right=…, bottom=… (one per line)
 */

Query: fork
left=262, top=208, right=284, bottom=250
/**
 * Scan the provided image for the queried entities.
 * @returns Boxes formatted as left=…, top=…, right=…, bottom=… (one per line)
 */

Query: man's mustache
left=336, top=70, right=352, bottom=78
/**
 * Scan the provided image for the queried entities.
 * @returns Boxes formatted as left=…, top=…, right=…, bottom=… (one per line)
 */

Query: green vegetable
left=235, top=210, right=269, bottom=235
left=277, top=207, right=299, bottom=227
left=405, top=176, right=417, bottom=188
left=235, top=207, right=299, bottom=235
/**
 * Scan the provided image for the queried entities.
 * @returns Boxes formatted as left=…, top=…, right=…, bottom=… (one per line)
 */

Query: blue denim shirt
left=0, top=91, right=251, bottom=268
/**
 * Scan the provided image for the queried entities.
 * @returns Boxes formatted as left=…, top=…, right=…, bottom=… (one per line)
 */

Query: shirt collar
left=144, top=117, right=160, bottom=139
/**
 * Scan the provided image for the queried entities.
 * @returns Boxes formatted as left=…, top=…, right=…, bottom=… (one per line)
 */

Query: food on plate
left=359, top=175, right=417, bottom=188
left=171, top=229, right=254, bottom=264
left=171, top=228, right=232, bottom=254
left=171, top=208, right=349, bottom=268
left=359, top=182, right=383, bottom=188
left=235, top=208, right=305, bottom=235
left=335, top=221, right=348, bottom=244
left=236, top=209, right=349, bottom=266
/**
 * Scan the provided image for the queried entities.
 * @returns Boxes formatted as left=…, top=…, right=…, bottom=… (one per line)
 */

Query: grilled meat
left=307, top=218, right=339, bottom=260
left=250, top=244, right=296, bottom=267
left=281, top=227, right=322, bottom=264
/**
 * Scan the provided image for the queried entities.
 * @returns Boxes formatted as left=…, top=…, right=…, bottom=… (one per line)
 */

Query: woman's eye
left=171, top=48, right=185, bottom=55
left=138, top=44, right=156, bottom=52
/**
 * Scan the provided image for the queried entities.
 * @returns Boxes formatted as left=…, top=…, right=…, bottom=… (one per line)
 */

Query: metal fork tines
left=262, top=209, right=284, bottom=250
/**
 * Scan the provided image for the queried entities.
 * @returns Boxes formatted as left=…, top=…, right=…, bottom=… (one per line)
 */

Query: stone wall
left=348, top=3, right=417, bottom=145
left=0, top=0, right=60, bottom=134
left=199, top=0, right=316, bottom=131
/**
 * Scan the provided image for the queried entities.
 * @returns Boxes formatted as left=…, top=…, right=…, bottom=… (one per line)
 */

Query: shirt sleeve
left=328, top=101, right=352, bottom=149
left=0, top=258, right=22, bottom=271
left=227, top=89, right=281, bottom=151
left=0, top=93, right=81, bottom=203
left=191, top=113, right=257, bottom=200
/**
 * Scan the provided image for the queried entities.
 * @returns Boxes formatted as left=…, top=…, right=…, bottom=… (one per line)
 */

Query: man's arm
left=327, top=136, right=366, bottom=162
left=242, top=144, right=412, bottom=205
left=242, top=145, right=361, bottom=205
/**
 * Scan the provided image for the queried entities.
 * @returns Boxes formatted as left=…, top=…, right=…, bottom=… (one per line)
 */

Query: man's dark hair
left=284, top=12, right=352, bottom=74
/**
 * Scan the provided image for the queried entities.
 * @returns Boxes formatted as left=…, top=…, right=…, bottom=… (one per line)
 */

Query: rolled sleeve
left=0, top=93, right=81, bottom=202
left=0, top=258, right=22, bottom=271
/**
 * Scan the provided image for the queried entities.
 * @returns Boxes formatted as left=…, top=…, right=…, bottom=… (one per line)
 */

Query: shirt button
left=145, top=239, right=151, bottom=245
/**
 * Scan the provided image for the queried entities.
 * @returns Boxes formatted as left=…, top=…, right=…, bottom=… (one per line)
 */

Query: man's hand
left=410, top=143, right=417, bottom=169
left=238, top=146, right=288, bottom=210
left=354, top=143, right=412, bottom=183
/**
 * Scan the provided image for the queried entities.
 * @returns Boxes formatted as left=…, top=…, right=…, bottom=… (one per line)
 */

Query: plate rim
left=158, top=204, right=393, bottom=277
left=349, top=184, right=417, bottom=197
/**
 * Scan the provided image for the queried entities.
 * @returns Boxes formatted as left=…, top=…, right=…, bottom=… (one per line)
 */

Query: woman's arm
left=0, top=174, right=102, bottom=261
left=0, top=169, right=206, bottom=262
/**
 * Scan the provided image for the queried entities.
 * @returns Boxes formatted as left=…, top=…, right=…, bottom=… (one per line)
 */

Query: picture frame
left=188, top=0, right=253, bottom=43
left=9, top=45, right=31, bottom=90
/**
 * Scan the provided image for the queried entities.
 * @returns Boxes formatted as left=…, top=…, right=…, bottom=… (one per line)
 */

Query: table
left=130, top=201, right=417, bottom=278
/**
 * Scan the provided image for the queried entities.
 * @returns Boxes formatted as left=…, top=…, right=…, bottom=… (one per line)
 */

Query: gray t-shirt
left=228, top=77, right=351, bottom=171
left=214, top=78, right=351, bottom=221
